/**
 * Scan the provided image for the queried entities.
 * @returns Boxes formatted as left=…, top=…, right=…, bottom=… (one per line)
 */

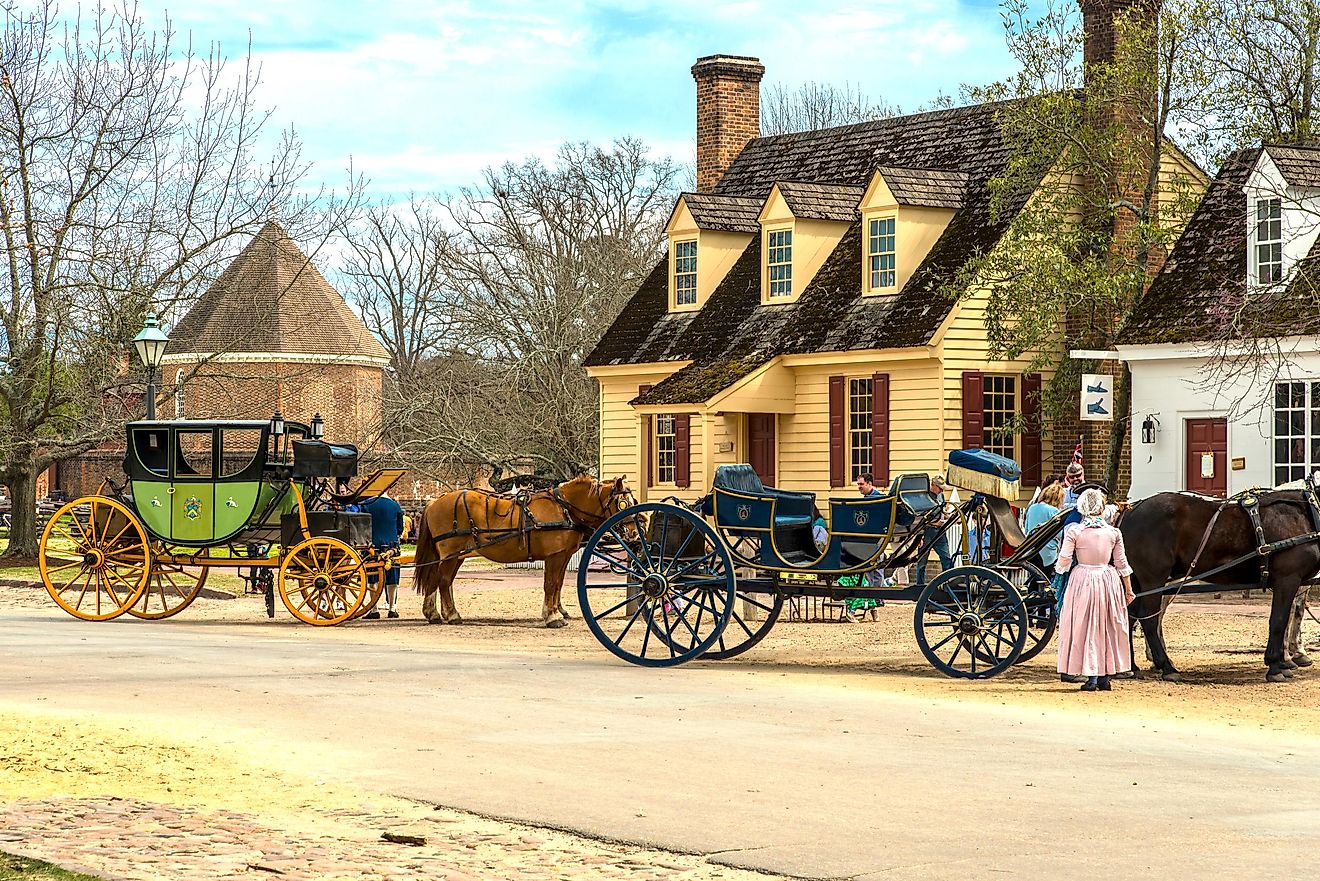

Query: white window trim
left=864, top=213, right=898, bottom=294
left=1272, top=379, right=1320, bottom=486
left=981, top=373, right=1019, bottom=463
left=654, top=413, right=677, bottom=486
left=1249, top=196, right=1284, bottom=288
left=763, top=224, right=794, bottom=301
left=670, top=238, right=699, bottom=311
left=847, top=376, right=873, bottom=481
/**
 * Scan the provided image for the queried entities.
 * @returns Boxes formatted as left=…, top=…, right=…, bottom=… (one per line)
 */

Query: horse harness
left=1135, top=476, right=1320, bottom=601
left=429, top=482, right=629, bottom=562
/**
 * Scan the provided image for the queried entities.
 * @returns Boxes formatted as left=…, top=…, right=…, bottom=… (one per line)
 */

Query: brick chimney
left=692, top=55, right=765, bottom=193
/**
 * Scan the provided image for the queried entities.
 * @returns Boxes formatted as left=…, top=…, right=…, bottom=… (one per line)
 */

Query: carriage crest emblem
left=183, top=496, right=203, bottom=520
left=737, top=504, right=751, bottom=522
left=854, top=510, right=869, bottom=527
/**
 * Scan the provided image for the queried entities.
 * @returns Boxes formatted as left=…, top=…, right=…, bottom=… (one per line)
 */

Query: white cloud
left=142, top=0, right=1024, bottom=197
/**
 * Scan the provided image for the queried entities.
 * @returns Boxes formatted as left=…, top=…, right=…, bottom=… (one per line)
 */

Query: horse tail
left=413, top=506, right=438, bottom=596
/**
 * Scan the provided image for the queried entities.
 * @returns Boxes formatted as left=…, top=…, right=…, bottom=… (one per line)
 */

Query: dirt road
left=3, top=573, right=1318, bottom=879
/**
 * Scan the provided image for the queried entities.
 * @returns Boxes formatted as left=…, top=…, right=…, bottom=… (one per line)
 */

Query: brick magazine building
left=55, top=221, right=403, bottom=500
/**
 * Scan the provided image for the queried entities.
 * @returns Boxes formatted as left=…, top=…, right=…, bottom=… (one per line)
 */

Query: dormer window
left=867, top=216, right=896, bottom=290
left=1254, top=197, right=1282, bottom=285
left=766, top=228, right=793, bottom=297
left=673, top=239, right=698, bottom=306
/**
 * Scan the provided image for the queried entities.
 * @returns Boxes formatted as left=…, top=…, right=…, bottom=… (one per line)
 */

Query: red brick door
left=748, top=413, right=776, bottom=488
left=1185, top=418, right=1228, bottom=496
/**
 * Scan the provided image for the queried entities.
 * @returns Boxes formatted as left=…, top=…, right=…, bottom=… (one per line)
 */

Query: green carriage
left=38, top=417, right=404, bottom=625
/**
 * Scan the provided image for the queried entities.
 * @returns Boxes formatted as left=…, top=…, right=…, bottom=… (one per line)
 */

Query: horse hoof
left=1160, top=670, right=1182, bottom=682
left=1282, top=667, right=1296, bottom=678
left=1281, top=658, right=1298, bottom=671
left=1267, top=670, right=1289, bottom=683
left=425, top=617, right=445, bottom=625
left=1295, top=654, right=1314, bottom=668
left=546, top=618, right=568, bottom=629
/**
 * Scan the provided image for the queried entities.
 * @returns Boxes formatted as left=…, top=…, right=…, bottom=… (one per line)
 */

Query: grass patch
left=0, top=852, right=104, bottom=881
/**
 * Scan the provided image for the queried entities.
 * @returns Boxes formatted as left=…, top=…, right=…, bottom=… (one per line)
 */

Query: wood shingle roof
left=774, top=181, right=865, bottom=222
left=1121, top=146, right=1320, bottom=346
left=167, top=221, right=389, bottom=361
left=1265, top=144, right=1320, bottom=190
left=587, top=97, right=1047, bottom=405
left=680, top=193, right=762, bottom=233
left=876, top=166, right=971, bottom=208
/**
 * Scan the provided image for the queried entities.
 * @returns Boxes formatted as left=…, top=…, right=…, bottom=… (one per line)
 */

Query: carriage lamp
left=1141, top=413, right=1160, bottom=445
left=310, top=412, right=324, bottom=439
left=270, top=410, right=285, bottom=436
left=132, top=313, right=169, bottom=420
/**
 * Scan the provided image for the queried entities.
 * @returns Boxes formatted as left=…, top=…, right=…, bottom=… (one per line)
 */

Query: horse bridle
left=551, top=480, right=636, bottom=532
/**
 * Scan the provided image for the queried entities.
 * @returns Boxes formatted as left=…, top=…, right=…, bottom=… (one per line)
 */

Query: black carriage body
left=120, top=419, right=316, bottom=548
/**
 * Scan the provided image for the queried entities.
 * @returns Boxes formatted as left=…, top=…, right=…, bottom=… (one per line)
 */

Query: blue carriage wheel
left=1005, top=561, right=1057, bottom=664
left=577, top=502, right=736, bottom=668
left=913, top=565, right=1027, bottom=679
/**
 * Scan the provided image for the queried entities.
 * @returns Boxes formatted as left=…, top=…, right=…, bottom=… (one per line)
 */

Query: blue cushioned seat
left=713, top=464, right=815, bottom=533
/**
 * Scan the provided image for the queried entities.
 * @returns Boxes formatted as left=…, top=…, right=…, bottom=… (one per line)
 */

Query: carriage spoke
left=663, top=527, right=701, bottom=576
left=736, top=592, right=776, bottom=615
left=670, top=550, right=720, bottom=580
left=928, top=627, right=959, bottom=654
left=593, top=591, right=646, bottom=619
left=615, top=599, right=648, bottom=644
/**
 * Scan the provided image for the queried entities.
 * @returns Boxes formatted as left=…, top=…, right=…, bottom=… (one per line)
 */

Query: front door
left=747, top=413, right=776, bottom=488
left=1185, top=418, right=1228, bottom=496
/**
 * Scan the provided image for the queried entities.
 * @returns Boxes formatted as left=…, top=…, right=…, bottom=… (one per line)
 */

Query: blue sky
left=146, top=0, right=1025, bottom=198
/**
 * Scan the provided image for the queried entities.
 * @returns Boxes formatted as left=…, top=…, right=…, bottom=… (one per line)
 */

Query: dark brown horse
left=1120, top=490, right=1320, bottom=682
left=414, top=476, right=635, bottom=628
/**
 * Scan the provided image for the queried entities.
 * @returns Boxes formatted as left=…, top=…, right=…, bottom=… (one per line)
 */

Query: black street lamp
left=132, top=313, right=169, bottom=420
left=1141, top=413, right=1160, bottom=445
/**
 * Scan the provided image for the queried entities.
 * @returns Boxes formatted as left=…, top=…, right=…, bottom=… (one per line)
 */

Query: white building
left=1118, top=144, right=1320, bottom=498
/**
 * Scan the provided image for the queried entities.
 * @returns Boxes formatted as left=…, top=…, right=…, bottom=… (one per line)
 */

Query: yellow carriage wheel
left=128, top=547, right=210, bottom=620
left=39, top=497, right=150, bottom=621
left=278, top=537, right=367, bottom=626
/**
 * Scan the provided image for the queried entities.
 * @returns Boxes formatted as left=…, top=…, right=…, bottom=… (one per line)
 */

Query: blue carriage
left=576, top=450, right=1071, bottom=678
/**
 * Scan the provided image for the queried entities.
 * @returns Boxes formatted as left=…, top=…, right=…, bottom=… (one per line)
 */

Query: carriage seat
left=891, top=473, right=941, bottom=525
left=712, top=464, right=814, bottom=530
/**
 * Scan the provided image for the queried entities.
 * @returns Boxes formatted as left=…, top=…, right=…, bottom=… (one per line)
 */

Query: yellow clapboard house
left=585, top=54, right=1206, bottom=507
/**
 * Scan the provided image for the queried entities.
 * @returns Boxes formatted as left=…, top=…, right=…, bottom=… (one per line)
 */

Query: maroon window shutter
left=1021, top=373, right=1042, bottom=485
left=639, top=384, right=653, bottom=488
left=674, top=414, right=691, bottom=489
left=961, top=371, right=984, bottom=451
left=871, top=373, right=890, bottom=485
left=829, top=375, right=846, bottom=487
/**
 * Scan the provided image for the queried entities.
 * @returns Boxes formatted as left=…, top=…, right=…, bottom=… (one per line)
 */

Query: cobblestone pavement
left=0, top=796, right=770, bottom=881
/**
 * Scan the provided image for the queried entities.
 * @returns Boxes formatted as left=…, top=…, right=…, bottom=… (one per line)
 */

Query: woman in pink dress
left=1054, top=488, right=1136, bottom=691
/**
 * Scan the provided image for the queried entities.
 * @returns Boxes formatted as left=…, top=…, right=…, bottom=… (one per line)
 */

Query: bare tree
left=1182, top=0, right=1320, bottom=166
left=357, top=138, right=680, bottom=480
left=0, top=2, right=354, bottom=557
left=760, top=81, right=899, bottom=136
left=338, top=198, right=458, bottom=384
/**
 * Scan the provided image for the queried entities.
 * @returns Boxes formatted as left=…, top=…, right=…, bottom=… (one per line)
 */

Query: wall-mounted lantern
left=1141, top=413, right=1160, bottom=445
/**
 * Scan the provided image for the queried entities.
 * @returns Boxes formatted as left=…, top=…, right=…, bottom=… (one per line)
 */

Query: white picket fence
left=505, top=548, right=585, bottom=572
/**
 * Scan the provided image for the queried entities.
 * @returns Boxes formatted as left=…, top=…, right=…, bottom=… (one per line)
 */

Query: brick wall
left=167, top=359, right=384, bottom=450
left=692, top=55, right=765, bottom=193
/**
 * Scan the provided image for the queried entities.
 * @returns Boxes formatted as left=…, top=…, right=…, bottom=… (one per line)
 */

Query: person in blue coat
left=356, top=493, right=405, bottom=619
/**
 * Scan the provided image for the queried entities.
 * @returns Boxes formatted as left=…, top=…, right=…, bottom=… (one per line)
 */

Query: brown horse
left=414, top=475, right=635, bottom=628
left=1121, top=489, right=1320, bottom=682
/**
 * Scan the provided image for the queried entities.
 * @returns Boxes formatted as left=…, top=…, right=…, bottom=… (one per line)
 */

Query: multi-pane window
left=982, top=375, right=1018, bottom=460
left=766, top=229, right=793, bottom=297
left=673, top=240, right=698, bottom=306
left=868, top=217, right=896, bottom=289
left=1255, top=198, right=1283, bottom=285
left=1273, top=381, right=1320, bottom=484
left=655, top=414, right=677, bottom=484
left=848, top=378, right=873, bottom=479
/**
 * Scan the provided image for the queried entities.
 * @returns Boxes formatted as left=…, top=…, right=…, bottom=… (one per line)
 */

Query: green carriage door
left=171, top=429, right=217, bottom=543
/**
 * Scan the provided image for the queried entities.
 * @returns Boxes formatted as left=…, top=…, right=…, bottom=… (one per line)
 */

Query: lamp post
left=132, top=313, right=170, bottom=420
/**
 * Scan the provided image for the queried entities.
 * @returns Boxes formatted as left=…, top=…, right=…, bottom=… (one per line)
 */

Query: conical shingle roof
left=167, top=221, right=389, bottom=361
